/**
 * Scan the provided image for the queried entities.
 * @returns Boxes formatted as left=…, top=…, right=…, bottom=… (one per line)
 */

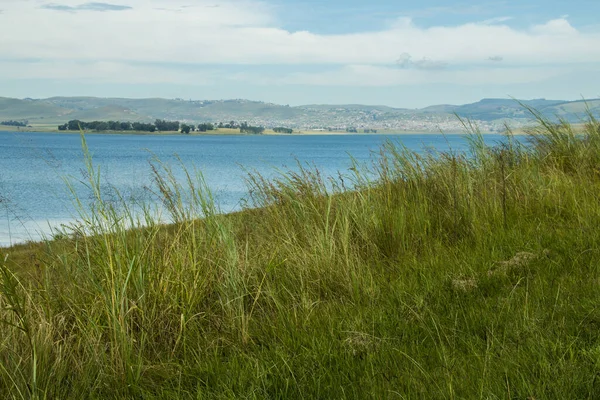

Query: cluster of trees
left=215, top=121, right=270, bottom=134
left=177, top=123, right=219, bottom=134
left=153, top=120, right=180, bottom=132
left=343, top=127, right=378, bottom=133
left=180, top=123, right=216, bottom=134
left=180, top=124, right=192, bottom=134
left=218, top=121, right=238, bottom=129
left=56, top=119, right=270, bottom=135
left=1, top=120, right=28, bottom=127
left=240, top=122, right=264, bottom=134
left=132, top=122, right=157, bottom=132
left=273, top=127, right=293, bottom=134
left=58, top=120, right=157, bottom=132
left=57, top=119, right=219, bottom=134
left=344, top=128, right=379, bottom=133
left=196, top=123, right=215, bottom=132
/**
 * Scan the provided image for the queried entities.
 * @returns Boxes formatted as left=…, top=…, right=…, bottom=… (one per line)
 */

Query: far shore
left=0, top=125, right=506, bottom=135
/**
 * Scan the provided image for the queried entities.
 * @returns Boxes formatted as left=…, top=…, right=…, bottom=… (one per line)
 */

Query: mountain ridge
left=2, top=96, right=599, bottom=132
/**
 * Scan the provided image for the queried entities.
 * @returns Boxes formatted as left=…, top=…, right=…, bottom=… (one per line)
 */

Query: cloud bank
left=41, top=2, right=132, bottom=12
left=0, top=0, right=598, bottom=90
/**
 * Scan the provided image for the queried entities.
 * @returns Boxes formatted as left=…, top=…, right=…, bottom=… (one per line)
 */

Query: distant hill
left=420, top=98, right=600, bottom=121
left=67, top=105, right=143, bottom=122
left=448, top=98, right=597, bottom=122
left=0, top=98, right=71, bottom=121
left=0, top=96, right=598, bottom=131
left=298, top=104, right=406, bottom=113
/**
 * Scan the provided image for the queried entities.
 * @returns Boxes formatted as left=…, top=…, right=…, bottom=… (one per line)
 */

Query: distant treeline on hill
left=273, top=127, right=293, bottom=134
left=58, top=119, right=217, bottom=133
left=239, top=122, right=264, bottom=134
left=58, top=119, right=290, bottom=134
left=1, top=120, right=28, bottom=127
left=344, top=127, right=378, bottom=133
left=59, top=120, right=159, bottom=132
left=195, top=123, right=216, bottom=132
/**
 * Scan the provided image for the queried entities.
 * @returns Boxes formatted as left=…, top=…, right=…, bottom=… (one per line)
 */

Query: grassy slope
left=0, top=98, right=70, bottom=123
left=1, top=97, right=303, bottom=124
left=426, top=98, right=600, bottom=122
left=2, top=114, right=600, bottom=398
left=66, top=105, right=146, bottom=122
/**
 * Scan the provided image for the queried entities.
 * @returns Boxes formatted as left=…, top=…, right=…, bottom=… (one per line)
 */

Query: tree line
left=57, top=119, right=217, bottom=133
left=59, top=120, right=158, bottom=132
left=57, top=119, right=290, bottom=135
left=344, top=127, right=378, bottom=133
left=217, top=121, right=274, bottom=134
left=196, top=123, right=215, bottom=132
left=1, top=120, right=28, bottom=127
left=153, top=119, right=179, bottom=132
left=239, top=122, right=265, bottom=134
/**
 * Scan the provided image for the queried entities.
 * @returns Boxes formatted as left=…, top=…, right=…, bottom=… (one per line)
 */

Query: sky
left=0, top=0, right=599, bottom=108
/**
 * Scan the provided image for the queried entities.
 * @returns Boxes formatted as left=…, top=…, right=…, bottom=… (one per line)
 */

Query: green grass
left=2, top=110, right=600, bottom=398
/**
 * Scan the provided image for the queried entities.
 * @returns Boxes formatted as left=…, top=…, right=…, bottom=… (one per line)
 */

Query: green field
left=2, top=111, right=600, bottom=398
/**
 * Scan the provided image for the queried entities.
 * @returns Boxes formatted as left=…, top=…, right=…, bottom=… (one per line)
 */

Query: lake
left=0, top=131, right=511, bottom=247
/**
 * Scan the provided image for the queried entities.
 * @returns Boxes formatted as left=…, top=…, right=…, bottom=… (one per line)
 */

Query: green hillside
left=0, top=98, right=71, bottom=122
left=35, top=97, right=304, bottom=123
left=3, top=115, right=600, bottom=397
left=549, top=99, right=600, bottom=117
left=447, top=98, right=597, bottom=121
left=0, top=96, right=598, bottom=128
left=67, top=105, right=146, bottom=122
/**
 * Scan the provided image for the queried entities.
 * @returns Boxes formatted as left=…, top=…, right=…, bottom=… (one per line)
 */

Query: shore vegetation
left=1, top=108, right=600, bottom=398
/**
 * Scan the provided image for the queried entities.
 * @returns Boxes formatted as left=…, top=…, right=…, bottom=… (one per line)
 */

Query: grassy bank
left=1, top=112, right=600, bottom=398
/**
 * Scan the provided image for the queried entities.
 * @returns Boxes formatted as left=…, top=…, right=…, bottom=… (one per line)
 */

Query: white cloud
left=531, top=19, right=578, bottom=35
left=480, top=16, right=513, bottom=25
left=396, top=53, right=448, bottom=70
left=0, top=0, right=598, bottom=89
left=0, top=60, right=219, bottom=84
left=0, top=60, right=573, bottom=89
left=40, top=2, right=133, bottom=12
left=265, top=65, right=569, bottom=87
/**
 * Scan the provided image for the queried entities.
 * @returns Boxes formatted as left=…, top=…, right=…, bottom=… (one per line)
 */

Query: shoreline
left=1, top=126, right=504, bottom=136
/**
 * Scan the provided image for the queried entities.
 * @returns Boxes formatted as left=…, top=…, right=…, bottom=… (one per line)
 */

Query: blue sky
left=275, top=0, right=599, bottom=33
left=0, top=0, right=598, bottom=107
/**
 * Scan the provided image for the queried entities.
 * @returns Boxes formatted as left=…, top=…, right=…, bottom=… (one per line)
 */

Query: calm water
left=0, top=131, right=510, bottom=247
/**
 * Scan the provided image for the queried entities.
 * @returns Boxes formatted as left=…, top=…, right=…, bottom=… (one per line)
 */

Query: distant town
left=1, top=96, right=598, bottom=133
